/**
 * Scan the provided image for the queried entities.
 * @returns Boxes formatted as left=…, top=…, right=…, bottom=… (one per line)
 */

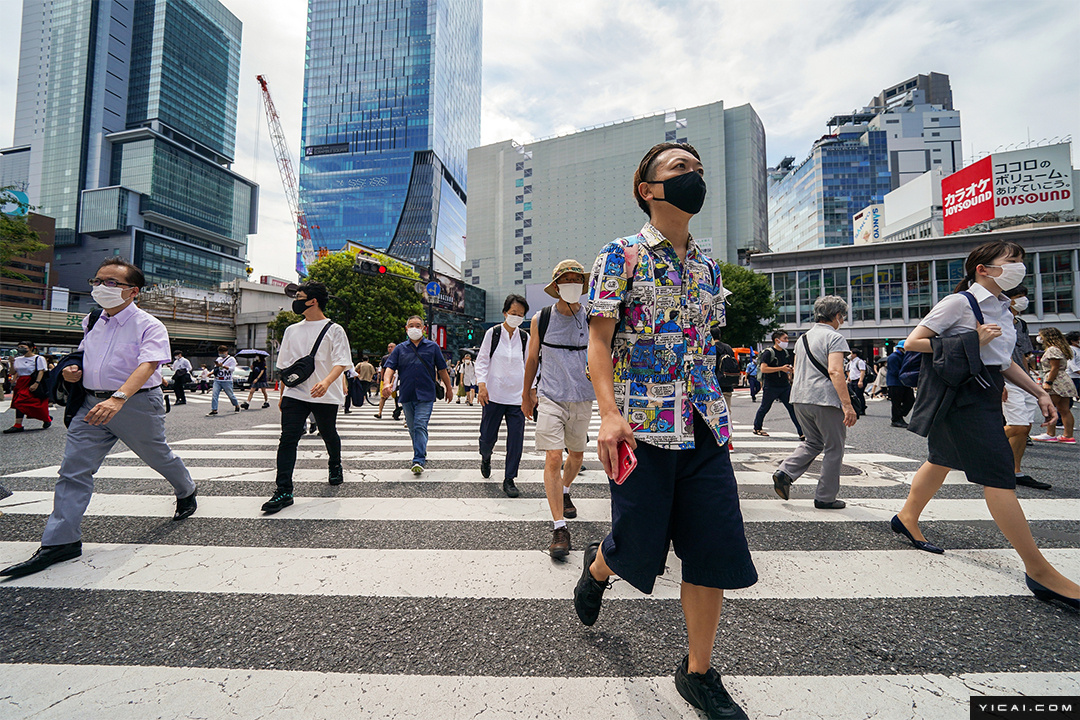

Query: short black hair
left=772, top=330, right=788, bottom=342
left=297, top=281, right=329, bottom=310
left=1066, top=331, right=1079, bottom=344
left=503, top=294, right=529, bottom=314
left=218, top=345, right=229, bottom=353
left=850, top=348, right=860, bottom=356
left=1004, top=285, right=1029, bottom=298
left=18, top=340, right=34, bottom=348
left=97, top=257, right=145, bottom=288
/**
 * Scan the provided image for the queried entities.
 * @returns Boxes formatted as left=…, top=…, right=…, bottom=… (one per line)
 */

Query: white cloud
left=2, top=0, right=1077, bottom=281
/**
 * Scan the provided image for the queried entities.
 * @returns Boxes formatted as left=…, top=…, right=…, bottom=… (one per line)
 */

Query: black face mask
left=292, top=298, right=312, bottom=315
left=648, top=171, right=707, bottom=215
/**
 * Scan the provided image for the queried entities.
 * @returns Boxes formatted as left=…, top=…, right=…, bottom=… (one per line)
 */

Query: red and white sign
left=943, top=156, right=994, bottom=234
left=430, top=324, right=447, bottom=348
left=260, top=275, right=293, bottom=288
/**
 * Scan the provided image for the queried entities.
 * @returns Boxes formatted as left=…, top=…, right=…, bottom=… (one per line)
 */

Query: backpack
left=863, top=360, right=877, bottom=384
left=488, top=325, right=528, bottom=358
left=715, top=346, right=740, bottom=385
left=48, top=308, right=103, bottom=405
left=899, top=290, right=984, bottom=387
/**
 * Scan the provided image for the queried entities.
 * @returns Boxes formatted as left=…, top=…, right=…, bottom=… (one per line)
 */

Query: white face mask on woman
left=1012, top=296, right=1029, bottom=313
left=504, top=314, right=525, bottom=329
left=985, top=262, right=1026, bottom=292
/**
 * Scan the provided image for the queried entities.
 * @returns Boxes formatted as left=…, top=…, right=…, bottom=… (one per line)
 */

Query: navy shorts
left=601, top=412, right=758, bottom=594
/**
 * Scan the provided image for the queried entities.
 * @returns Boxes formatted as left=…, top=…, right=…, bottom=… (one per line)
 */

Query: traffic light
left=354, top=259, right=388, bottom=276
left=466, top=328, right=474, bottom=342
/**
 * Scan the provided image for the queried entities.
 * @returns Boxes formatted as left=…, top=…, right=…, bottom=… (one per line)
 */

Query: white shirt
left=846, top=357, right=866, bottom=382
left=172, top=357, right=192, bottom=374
left=14, top=354, right=47, bottom=377
left=277, top=318, right=353, bottom=405
left=475, top=323, right=527, bottom=405
left=919, top=282, right=1016, bottom=371
left=214, top=355, right=237, bottom=381
left=1067, top=347, right=1080, bottom=379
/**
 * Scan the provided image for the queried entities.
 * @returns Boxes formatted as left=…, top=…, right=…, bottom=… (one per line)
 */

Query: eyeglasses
left=88, top=278, right=136, bottom=288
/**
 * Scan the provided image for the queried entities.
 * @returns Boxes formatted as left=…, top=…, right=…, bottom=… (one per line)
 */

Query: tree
left=0, top=186, right=46, bottom=282
left=267, top=310, right=304, bottom=345
left=717, top=262, right=778, bottom=348
left=303, top=251, right=425, bottom=355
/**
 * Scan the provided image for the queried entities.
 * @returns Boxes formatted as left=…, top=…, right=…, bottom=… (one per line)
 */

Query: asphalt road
left=1, top=386, right=1077, bottom=719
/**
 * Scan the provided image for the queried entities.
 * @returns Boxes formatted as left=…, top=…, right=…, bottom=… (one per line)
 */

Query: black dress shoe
left=0, top=542, right=82, bottom=578
left=890, top=514, right=944, bottom=554
left=1015, top=475, right=1052, bottom=490
left=328, top=465, right=344, bottom=486
left=891, top=420, right=909, bottom=428
left=502, top=478, right=520, bottom=498
left=1026, top=574, right=1080, bottom=610
left=173, top=488, right=198, bottom=520
left=480, top=456, right=492, bottom=479
left=772, top=469, right=794, bottom=500
left=814, top=499, right=846, bottom=509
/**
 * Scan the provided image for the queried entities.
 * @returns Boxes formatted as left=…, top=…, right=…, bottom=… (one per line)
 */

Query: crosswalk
left=1, top=398, right=1077, bottom=719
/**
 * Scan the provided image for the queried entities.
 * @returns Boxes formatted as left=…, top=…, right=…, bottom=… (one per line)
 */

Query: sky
left=1, top=0, right=1078, bottom=281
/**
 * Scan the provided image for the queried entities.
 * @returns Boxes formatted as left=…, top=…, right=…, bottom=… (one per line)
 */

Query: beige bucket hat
left=543, top=259, right=588, bottom=298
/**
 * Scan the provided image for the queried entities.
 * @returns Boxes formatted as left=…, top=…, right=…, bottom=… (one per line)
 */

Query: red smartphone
left=613, top=440, right=638, bottom=485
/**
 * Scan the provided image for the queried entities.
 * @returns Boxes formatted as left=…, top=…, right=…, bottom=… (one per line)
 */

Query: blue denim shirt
left=384, top=338, right=447, bottom=403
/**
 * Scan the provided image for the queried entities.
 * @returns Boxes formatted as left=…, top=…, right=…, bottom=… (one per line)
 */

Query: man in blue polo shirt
left=382, top=315, right=453, bottom=473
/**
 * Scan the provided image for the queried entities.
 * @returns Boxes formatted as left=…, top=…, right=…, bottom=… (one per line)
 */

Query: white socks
left=563, top=486, right=570, bottom=495
left=553, top=519, right=567, bottom=529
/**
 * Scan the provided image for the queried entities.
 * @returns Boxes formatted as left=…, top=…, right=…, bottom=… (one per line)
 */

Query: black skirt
left=927, top=369, right=1016, bottom=489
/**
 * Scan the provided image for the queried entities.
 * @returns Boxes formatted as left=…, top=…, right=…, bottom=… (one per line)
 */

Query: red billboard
left=943, top=156, right=994, bottom=234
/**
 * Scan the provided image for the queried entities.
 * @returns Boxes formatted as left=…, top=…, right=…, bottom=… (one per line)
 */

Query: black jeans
left=847, top=380, right=866, bottom=416
left=276, top=396, right=341, bottom=492
left=478, top=402, right=526, bottom=481
left=173, top=373, right=187, bottom=403
left=753, top=383, right=803, bottom=435
left=889, top=386, right=915, bottom=422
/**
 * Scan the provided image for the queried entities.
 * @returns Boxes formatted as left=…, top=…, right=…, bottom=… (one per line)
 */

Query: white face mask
left=504, top=314, right=525, bottom=329
left=557, top=283, right=584, bottom=303
left=406, top=327, right=424, bottom=341
left=986, top=262, right=1026, bottom=292
left=91, top=285, right=127, bottom=309
left=1012, top=296, right=1029, bottom=313
left=777, top=341, right=789, bottom=350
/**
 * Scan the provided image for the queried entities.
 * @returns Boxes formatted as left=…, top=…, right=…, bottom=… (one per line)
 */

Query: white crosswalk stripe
left=1, top=398, right=1075, bottom=719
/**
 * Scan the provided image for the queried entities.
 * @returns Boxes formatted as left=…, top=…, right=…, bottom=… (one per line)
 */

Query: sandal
left=751, top=429, right=769, bottom=437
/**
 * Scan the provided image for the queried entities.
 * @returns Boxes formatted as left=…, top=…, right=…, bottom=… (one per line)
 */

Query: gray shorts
left=534, top=396, right=592, bottom=452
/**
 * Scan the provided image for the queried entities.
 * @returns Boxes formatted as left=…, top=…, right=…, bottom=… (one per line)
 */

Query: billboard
left=417, top=267, right=466, bottom=315
left=852, top=204, right=884, bottom=244
left=304, top=142, right=350, bottom=157
left=943, top=142, right=1073, bottom=234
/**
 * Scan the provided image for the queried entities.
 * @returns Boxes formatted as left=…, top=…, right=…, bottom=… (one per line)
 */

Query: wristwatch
left=111, top=390, right=129, bottom=401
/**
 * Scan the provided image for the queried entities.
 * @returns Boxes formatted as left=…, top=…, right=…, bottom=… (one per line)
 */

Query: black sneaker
left=502, top=478, right=519, bottom=498
left=328, top=466, right=344, bottom=486
left=574, top=541, right=611, bottom=626
left=240, top=402, right=249, bottom=410
left=234, top=405, right=241, bottom=413
left=205, top=410, right=218, bottom=416
left=1015, top=475, right=1052, bottom=490
left=674, top=656, right=748, bottom=720
left=480, top=455, right=492, bottom=479
left=262, top=402, right=270, bottom=409
left=261, top=490, right=294, bottom=514
left=891, top=420, right=908, bottom=428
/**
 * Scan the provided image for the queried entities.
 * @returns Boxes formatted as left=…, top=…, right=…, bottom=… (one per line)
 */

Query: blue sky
left=2, top=0, right=1077, bottom=281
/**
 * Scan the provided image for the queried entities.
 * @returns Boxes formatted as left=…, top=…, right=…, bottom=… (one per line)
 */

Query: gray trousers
left=41, top=387, right=195, bottom=546
left=778, top=403, right=847, bottom=503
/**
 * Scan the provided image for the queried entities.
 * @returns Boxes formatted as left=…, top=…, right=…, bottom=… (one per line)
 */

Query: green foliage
left=0, top=186, right=46, bottom=281
left=304, top=251, right=425, bottom=356
left=717, top=262, right=778, bottom=347
left=267, top=310, right=304, bottom=345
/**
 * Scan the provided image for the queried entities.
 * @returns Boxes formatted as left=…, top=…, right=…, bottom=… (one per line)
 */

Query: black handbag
left=280, top=323, right=335, bottom=388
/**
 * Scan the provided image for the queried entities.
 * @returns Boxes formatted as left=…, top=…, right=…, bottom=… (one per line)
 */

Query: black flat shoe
left=1025, top=574, right=1080, bottom=610
left=814, top=499, right=846, bottom=509
left=890, top=514, right=944, bottom=554
left=772, top=469, right=794, bottom=500
left=1015, top=475, right=1052, bottom=490
left=173, top=488, right=198, bottom=520
left=0, top=542, right=82, bottom=578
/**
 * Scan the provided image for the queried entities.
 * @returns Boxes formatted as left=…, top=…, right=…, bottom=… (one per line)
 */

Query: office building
left=465, top=101, right=768, bottom=322
left=299, top=0, right=482, bottom=276
left=768, top=72, right=961, bottom=253
left=1, top=0, right=257, bottom=306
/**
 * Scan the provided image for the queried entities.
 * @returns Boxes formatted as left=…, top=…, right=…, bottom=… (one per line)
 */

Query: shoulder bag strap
left=538, top=305, right=553, bottom=349
left=309, top=322, right=335, bottom=356
left=799, top=334, right=831, bottom=379
left=959, top=291, right=985, bottom=325
left=409, top=341, right=437, bottom=378
left=86, top=308, right=103, bottom=334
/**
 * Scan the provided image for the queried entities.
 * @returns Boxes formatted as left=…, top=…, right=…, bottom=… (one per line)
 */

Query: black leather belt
left=87, top=388, right=152, bottom=399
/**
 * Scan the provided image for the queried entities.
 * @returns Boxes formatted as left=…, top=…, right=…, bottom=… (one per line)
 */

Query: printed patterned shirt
left=587, top=223, right=730, bottom=450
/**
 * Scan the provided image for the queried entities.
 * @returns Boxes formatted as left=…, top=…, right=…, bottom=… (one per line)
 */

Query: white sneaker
left=1031, top=434, right=1060, bottom=442
left=411, top=463, right=424, bottom=474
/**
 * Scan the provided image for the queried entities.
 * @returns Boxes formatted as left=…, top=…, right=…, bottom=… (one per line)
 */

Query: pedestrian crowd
left=2, top=143, right=1078, bottom=720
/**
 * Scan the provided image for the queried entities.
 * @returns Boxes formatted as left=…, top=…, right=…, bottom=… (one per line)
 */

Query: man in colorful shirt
left=574, top=142, right=757, bottom=720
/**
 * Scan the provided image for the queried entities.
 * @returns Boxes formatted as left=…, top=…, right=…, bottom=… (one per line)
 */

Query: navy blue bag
left=900, top=291, right=984, bottom=387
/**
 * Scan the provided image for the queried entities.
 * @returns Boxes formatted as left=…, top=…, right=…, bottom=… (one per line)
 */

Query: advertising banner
left=992, top=144, right=1073, bottom=217
left=418, top=268, right=466, bottom=314
left=943, top=157, right=994, bottom=235
left=304, top=143, right=350, bottom=157
left=852, top=204, right=884, bottom=244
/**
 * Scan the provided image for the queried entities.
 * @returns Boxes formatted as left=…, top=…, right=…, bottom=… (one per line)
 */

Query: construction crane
left=256, top=74, right=321, bottom=277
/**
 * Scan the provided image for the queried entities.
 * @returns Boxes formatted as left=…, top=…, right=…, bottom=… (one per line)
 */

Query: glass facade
left=850, top=265, right=875, bottom=321
left=877, top=263, right=903, bottom=320
left=128, top=0, right=242, bottom=159
left=80, top=187, right=130, bottom=235
left=299, top=0, right=481, bottom=269
left=906, top=261, right=932, bottom=319
left=773, top=271, right=796, bottom=324
left=1040, top=251, right=1075, bottom=314
left=797, top=270, right=821, bottom=323
left=134, top=229, right=246, bottom=288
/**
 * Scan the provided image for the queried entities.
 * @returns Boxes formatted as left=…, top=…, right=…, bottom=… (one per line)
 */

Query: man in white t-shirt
left=262, top=282, right=353, bottom=514
left=206, top=345, right=240, bottom=415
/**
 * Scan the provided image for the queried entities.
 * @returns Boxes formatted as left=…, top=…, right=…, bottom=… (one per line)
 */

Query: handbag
left=279, top=322, right=335, bottom=388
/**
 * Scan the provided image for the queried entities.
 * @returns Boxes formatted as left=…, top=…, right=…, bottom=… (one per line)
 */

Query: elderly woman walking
left=771, top=296, right=858, bottom=508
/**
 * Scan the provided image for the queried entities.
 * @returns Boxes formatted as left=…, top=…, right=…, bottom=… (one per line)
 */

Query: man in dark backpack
left=752, top=331, right=804, bottom=438
left=711, top=326, right=740, bottom=409
left=522, top=260, right=594, bottom=558
left=476, top=294, right=530, bottom=497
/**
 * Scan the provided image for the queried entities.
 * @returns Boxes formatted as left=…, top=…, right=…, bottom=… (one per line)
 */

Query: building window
left=523, top=236, right=532, bottom=245
left=523, top=253, right=531, bottom=262
left=523, top=185, right=532, bottom=194
left=1040, top=251, right=1075, bottom=314
left=523, top=202, right=532, bottom=211
left=797, top=270, right=821, bottom=323
left=878, top=263, right=903, bottom=320
left=850, top=265, right=875, bottom=322
left=773, top=271, right=796, bottom=324
left=515, top=229, right=523, bottom=238
left=523, top=270, right=532, bottom=279
left=515, top=178, right=524, bottom=187
left=516, top=161, right=524, bottom=171
left=472, top=276, right=480, bottom=285
left=523, top=219, right=532, bottom=228
left=515, top=245, right=523, bottom=255
left=906, top=261, right=932, bottom=319
left=472, top=259, right=480, bottom=269
left=665, top=130, right=676, bottom=141
left=515, top=195, right=523, bottom=204
left=515, top=262, right=523, bottom=272
left=515, top=211, right=524, bottom=221
left=935, top=258, right=965, bottom=299
left=822, top=267, right=848, bottom=306
left=524, top=168, right=532, bottom=178
left=514, top=279, right=523, bottom=285
left=464, top=268, right=471, bottom=277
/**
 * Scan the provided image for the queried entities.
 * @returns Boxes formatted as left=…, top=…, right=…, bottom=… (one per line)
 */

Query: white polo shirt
left=919, top=282, right=1016, bottom=371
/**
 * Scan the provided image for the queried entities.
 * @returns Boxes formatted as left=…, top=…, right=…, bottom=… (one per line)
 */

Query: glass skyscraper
left=2, top=0, right=256, bottom=301
left=300, top=0, right=481, bottom=274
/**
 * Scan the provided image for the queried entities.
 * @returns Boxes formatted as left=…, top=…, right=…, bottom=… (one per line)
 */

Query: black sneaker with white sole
left=674, top=655, right=748, bottom=720
left=573, top=541, right=611, bottom=626
left=261, top=490, right=294, bottom=514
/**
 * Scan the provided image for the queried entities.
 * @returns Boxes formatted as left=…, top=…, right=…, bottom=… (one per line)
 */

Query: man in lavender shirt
left=1, top=258, right=197, bottom=579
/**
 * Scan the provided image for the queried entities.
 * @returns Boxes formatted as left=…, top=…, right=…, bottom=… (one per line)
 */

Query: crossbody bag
left=280, top=322, right=335, bottom=388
